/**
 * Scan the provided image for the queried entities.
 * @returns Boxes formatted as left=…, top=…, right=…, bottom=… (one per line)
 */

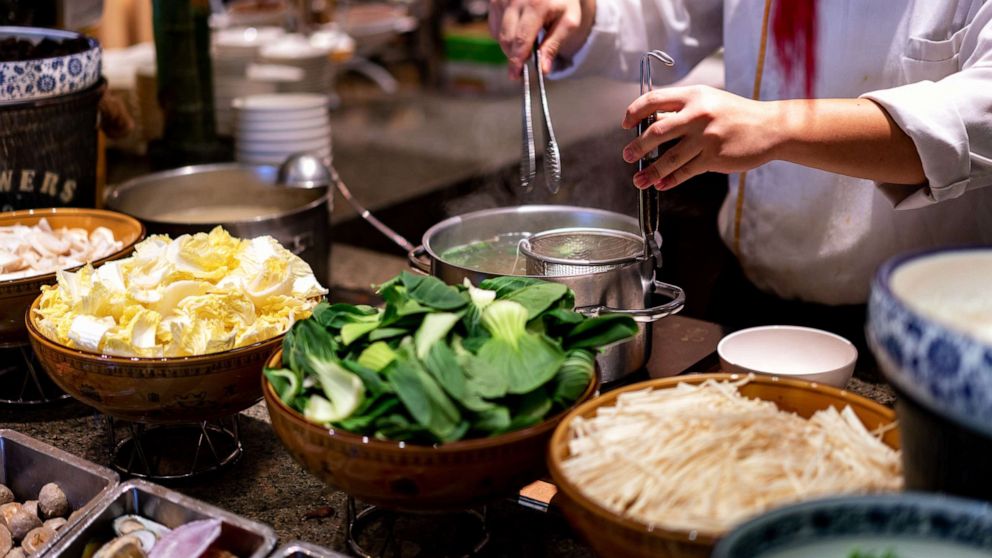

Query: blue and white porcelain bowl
left=867, top=246, right=992, bottom=498
left=0, top=27, right=101, bottom=104
left=713, top=493, right=992, bottom=558
left=867, top=247, right=992, bottom=435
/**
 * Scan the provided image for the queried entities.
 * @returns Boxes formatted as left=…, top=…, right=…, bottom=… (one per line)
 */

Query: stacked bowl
left=867, top=246, right=992, bottom=500
left=259, top=34, right=334, bottom=94
left=233, top=93, right=332, bottom=165
left=211, top=26, right=286, bottom=135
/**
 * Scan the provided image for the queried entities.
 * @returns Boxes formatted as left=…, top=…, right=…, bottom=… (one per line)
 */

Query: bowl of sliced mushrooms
left=0, top=208, right=144, bottom=347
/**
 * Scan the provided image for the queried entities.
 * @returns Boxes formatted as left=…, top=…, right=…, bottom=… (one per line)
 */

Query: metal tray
left=270, top=541, right=352, bottom=558
left=0, top=429, right=118, bottom=556
left=46, top=480, right=277, bottom=558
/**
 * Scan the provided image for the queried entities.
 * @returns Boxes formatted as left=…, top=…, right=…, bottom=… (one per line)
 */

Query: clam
left=92, top=535, right=146, bottom=558
left=0, top=486, right=12, bottom=507
left=38, top=483, right=68, bottom=519
left=112, top=516, right=170, bottom=539
left=21, top=526, right=55, bottom=554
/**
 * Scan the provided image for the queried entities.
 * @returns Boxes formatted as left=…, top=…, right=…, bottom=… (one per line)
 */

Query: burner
left=346, top=496, right=489, bottom=558
left=107, top=415, right=242, bottom=481
left=0, top=344, right=69, bottom=405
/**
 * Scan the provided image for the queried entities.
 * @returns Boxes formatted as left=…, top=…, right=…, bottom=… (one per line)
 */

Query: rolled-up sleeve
left=863, top=5, right=992, bottom=209
left=551, top=0, right=723, bottom=82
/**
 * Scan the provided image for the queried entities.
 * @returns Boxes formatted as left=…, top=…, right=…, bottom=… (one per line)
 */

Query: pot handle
left=575, top=279, right=685, bottom=323
left=407, top=245, right=432, bottom=275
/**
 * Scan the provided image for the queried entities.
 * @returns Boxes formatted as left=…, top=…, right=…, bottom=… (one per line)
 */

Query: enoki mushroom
left=561, top=378, right=902, bottom=537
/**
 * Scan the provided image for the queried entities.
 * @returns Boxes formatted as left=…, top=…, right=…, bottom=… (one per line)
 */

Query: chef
left=490, top=0, right=992, bottom=360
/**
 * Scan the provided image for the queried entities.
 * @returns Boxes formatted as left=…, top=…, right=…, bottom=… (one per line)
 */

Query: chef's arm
left=769, top=98, right=926, bottom=186
left=620, top=87, right=926, bottom=190
left=488, top=0, right=723, bottom=81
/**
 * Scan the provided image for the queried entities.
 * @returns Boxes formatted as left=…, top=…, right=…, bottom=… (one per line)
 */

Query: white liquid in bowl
left=891, top=251, right=992, bottom=344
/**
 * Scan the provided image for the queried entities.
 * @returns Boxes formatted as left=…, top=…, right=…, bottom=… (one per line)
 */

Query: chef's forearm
left=770, top=98, right=926, bottom=186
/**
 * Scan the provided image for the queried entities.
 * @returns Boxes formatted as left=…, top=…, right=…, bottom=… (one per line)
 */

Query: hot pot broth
left=439, top=232, right=530, bottom=275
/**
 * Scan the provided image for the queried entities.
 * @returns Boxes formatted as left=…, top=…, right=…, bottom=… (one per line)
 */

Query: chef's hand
left=621, top=85, right=780, bottom=190
left=488, top=0, right=595, bottom=79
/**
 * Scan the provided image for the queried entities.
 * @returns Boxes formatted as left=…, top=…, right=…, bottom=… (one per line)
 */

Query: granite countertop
left=0, top=243, right=895, bottom=557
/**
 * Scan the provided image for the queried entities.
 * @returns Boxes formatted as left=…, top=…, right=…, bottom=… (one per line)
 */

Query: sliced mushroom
left=37, top=484, right=68, bottom=520
left=21, top=526, right=54, bottom=555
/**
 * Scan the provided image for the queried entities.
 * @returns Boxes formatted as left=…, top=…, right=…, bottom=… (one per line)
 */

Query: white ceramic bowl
left=236, top=125, right=330, bottom=142
left=236, top=136, right=330, bottom=153
left=717, top=325, right=858, bottom=388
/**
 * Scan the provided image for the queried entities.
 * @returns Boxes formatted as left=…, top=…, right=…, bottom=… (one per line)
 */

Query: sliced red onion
left=148, top=519, right=223, bottom=558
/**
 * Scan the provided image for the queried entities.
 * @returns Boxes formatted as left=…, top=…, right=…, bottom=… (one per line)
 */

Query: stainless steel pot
left=105, top=163, right=330, bottom=282
left=408, top=205, right=685, bottom=383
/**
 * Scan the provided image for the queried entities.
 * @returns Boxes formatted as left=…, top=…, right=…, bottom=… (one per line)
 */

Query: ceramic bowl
left=713, top=492, right=992, bottom=558
left=547, top=373, right=900, bottom=558
left=0, top=27, right=101, bottom=103
left=263, top=348, right=600, bottom=512
left=27, top=297, right=284, bottom=424
left=718, top=325, right=858, bottom=388
left=0, top=208, right=144, bottom=347
left=867, top=246, right=992, bottom=499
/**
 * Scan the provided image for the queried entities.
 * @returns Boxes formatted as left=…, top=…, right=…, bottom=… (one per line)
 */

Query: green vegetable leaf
left=566, top=314, right=639, bottom=350
left=368, top=327, right=409, bottom=342
left=336, top=394, right=400, bottom=432
left=507, top=388, right=553, bottom=430
left=469, top=301, right=565, bottom=395
left=264, top=367, right=301, bottom=404
left=304, top=394, right=343, bottom=425
left=399, top=271, right=468, bottom=310
left=387, top=351, right=463, bottom=441
left=341, top=319, right=381, bottom=346
left=414, top=312, right=461, bottom=359
left=464, top=280, right=497, bottom=310
left=423, top=342, right=494, bottom=412
left=478, top=276, right=545, bottom=298
left=312, top=302, right=379, bottom=329
left=342, top=359, right=392, bottom=395
left=357, top=341, right=397, bottom=372
left=503, top=282, right=570, bottom=320
left=292, top=320, right=365, bottom=422
left=473, top=406, right=511, bottom=433
left=373, top=413, right=429, bottom=441
left=551, top=350, right=595, bottom=406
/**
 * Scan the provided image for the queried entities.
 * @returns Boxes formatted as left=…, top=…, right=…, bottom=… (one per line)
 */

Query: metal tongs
left=520, top=43, right=562, bottom=194
left=638, top=50, right=675, bottom=264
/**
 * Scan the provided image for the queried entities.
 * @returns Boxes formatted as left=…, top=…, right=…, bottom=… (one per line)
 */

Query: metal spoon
left=533, top=47, right=562, bottom=194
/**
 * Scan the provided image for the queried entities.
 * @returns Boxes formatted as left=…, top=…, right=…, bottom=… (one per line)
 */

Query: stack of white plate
left=234, top=93, right=332, bottom=165
left=212, top=26, right=286, bottom=135
left=259, top=34, right=333, bottom=94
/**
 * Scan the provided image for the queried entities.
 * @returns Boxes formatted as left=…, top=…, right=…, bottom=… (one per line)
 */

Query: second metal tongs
left=521, top=43, right=562, bottom=194
left=638, top=50, right=675, bottom=265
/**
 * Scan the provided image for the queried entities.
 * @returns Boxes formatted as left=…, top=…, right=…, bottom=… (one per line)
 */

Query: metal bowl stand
left=0, top=344, right=70, bottom=405
left=346, top=497, right=489, bottom=558
left=106, top=414, right=242, bottom=481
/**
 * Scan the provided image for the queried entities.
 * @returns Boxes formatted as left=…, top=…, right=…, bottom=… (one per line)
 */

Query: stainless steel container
left=408, top=205, right=684, bottom=382
left=0, top=429, right=118, bottom=556
left=105, top=163, right=331, bottom=283
left=271, top=541, right=352, bottom=558
left=48, top=479, right=277, bottom=558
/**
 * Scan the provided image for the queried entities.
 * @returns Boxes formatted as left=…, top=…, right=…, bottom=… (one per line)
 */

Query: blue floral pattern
left=867, top=248, right=992, bottom=437
left=714, top=493, right=992, bottom=558
left=0, top=40, right=100, bottom=103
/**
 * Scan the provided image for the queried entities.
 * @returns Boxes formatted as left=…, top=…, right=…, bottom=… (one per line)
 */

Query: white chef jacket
left=555, top=0, right=992, bottom=305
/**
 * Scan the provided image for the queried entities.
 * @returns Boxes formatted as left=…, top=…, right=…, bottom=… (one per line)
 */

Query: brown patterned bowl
left=26, top=296, right=283, bottom=424
left=0, top=208, right=144, bottom=348
left=547, top=373, right=902, bottom=558
left=263, top=348, right=600, bottom=512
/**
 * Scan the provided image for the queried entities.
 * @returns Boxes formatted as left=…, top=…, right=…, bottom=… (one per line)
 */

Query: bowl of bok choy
left=262, top=272, right=637, bottom=511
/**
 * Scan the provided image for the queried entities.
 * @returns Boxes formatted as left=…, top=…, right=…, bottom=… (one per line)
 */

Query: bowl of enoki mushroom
left=547, top=373, right=903, bottom=558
